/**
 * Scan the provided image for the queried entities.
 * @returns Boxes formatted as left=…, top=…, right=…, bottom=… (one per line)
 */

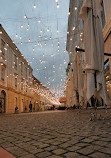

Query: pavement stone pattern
left=0, top=109, right=111, bottom=158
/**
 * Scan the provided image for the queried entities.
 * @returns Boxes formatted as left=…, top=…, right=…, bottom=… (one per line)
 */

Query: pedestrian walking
left=29, top=101, right=32, bottom=112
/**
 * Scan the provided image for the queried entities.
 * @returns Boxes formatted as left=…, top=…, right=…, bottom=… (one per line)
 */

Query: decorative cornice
left=0, top=84, right=33, bottom=99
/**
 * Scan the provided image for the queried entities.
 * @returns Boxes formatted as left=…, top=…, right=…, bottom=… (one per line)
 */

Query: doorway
left=0, top=90, right=6, bottom=113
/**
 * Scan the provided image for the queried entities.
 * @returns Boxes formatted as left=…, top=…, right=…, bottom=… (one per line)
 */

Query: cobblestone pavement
left=0, top=109, right=111, bottom=158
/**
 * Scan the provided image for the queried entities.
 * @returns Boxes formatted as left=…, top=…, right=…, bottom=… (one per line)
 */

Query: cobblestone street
left=0, top=109, right=111, bottom=158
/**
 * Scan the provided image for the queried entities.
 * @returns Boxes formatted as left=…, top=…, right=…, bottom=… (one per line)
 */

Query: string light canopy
left=5, top=0, right=69, bottom=102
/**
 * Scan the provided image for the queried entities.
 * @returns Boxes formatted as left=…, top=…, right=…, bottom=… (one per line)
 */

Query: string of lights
left=0, top=0, right=70, bottom=102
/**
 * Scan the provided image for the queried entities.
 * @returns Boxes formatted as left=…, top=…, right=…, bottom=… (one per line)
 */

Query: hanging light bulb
left=27, top=27, right=29, bottom=31
left=47, top=28, right=50, bottom=32
left=57, top=30, right=59, bottom=34
left=33, top=3, right=36, bottom=8
left=15, top=34, right=18, bottom=37
left=58, top=40, right=60, bottom=48
left=21, top=42, right=23, bottom=45
left=24, top=14, right=27, bottom=19
left=28, top=39, right=30, bottom=42
left=38, top=19, right=41, bottom=23
left=55, top=0, right=58, bottom=2
left=33, top=48, right=35, bottom=51
left=50, top=37, right=52, bottom=40
left=27, top=23, right=30, bottom=27
left=57, top=3, right=60, bottom=8
left=21, top=25, right=23, bottom=28
left=20, top=36, right=22, bottom=40
left=68, top=12, right=71, bottom=16
left=40, top=29, right=43, bottom=33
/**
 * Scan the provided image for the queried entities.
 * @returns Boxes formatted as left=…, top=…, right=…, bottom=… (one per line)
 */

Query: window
left=26, top=84, right=27, bottom=93
left=15, top=97, right=17, bottom=107
left=21, top=62, right=23, bottom=74
left=1, top=65, right=5, bottom=81
left=1, top=39, right=5, bottom=56
left=33, top=79, right=35, bottom=85
left=25, top=67, right=27, bottom=78
left=104, top=59, right=109, bottom=72
left=101, top=1, right=106, bottom=28
left=14, top=55, right=17, bottom=70
left=21, top=78, right=23, bottom=91
left=29, top=71, right=31, bottom=76
left=29, top=71, right=31, bottom=82
left=15, top=76, right=17, bottom=87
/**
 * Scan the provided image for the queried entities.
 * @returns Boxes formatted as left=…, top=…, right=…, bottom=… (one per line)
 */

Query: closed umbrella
left=77, top=51, right=84, bottom=106
left=73, top=52, right=84, bottom=106
left=79, top=0, right=107, bottom=104
left=73, top=52, right=79, bottom=106
left=73, top=52, right=78, bottom=91
left=65, top=78, right=71, bottom=107
left=66, top=79, right=70, bottom=107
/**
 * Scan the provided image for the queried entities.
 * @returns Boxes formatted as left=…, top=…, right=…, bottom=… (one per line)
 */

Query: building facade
left=102, top=0, right=111, bottom=105
left=0, top=24, right=55, bottom=114
left=65, top=0, right=84, bottom=107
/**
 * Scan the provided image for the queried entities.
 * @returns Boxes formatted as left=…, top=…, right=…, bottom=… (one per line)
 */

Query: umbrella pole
left=94, top=71, right=98, bottom=119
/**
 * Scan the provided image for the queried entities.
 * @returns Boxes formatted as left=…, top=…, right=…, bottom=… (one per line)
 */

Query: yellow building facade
left=0, top=24, right=54, bottom=114
left=103, top=0, right=111, bottom=105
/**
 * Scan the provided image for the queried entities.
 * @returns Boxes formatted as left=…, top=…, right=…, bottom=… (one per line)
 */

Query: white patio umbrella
left=73, top=52, right=79, bottom=106
left=73, top=52, right=84, bottom=106
left=77, top=51, right=84, bottom=106
left=73, top=52, right=78, bottom=91
left=67, top=72, right=74, bottom=107
left=79, top=0, right=107, bottom=104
